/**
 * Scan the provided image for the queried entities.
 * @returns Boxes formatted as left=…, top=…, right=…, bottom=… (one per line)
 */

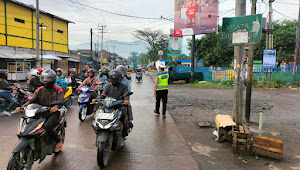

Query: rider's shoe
left=55, top=141, right=63, bottom=152
left=3, top=110, right=11, bottom=116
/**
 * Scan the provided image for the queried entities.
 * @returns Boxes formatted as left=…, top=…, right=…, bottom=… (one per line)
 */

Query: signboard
left=212, top=70, right=233, bottom=81
left=263, top=50, right=276, bottom=68
left=158, top=51, right=163, bottom=55
left=222, top=14, right=262, bottom=46
left=168, top=36, right=183, bottom=53
left=174, top=0, right=218, bottom=36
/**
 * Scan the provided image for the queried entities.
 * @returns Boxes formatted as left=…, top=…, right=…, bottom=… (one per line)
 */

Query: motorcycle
left=0, top=83, right=32, bottom=112
left=92, top=92, right=133, bottom=168
left=64, top=86, right=73, bottom=108
left=78, top=86, right=97, bottom=122
left=7, top=102, right=67, bottom=170
left=98, top=81, right=107, bottom=95
left=136, top=72, right=142, bottom=82
left=126, top=72, right=131, bottom=82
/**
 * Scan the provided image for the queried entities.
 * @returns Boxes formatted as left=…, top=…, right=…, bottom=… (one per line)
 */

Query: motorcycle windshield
left=80, top=86, right=93, bottom=92
left=96, top=108, right=122, bottom=120
left=25, top=104, right=43, bottom=117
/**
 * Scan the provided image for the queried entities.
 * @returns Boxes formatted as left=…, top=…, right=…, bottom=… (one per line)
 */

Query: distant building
left=0, top=0, right=80, bottom=80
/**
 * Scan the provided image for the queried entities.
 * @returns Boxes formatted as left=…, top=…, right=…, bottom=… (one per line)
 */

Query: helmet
left=56, top=68, right=63, bottom=73
left=0, top=70, right=7, bottom=79
left=158, top=65, right=167, bottom=69
left=40, top=69, right=57, bottom=89
left=102, top=67, right=108, bottom=73
left=98, top=69, right=104, bottom=75
left=36, top=68, right=43, bottom=75
left=70, top=68, right=77, bottom=74
left=116, top=65, right=126, bottom=78
left=109, top=69, right=122, bottom=86
left=88, top=69, right=96, bottom=77
left=30, top=69, right=39, bottom=77
left=82, top=68, right=87, bottom=73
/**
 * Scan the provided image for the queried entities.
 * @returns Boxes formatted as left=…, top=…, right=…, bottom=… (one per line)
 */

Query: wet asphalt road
left=0, top=73, right=198, bottom=170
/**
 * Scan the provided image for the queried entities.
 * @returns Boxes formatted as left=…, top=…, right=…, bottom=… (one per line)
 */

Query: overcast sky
left=20, top=0, right=298, bottom=49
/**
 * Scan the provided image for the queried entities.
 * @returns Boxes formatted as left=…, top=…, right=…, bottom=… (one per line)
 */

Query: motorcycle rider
left=100, top=69, right=130, bottom=145
left=68, top=68, right=78, bottom=87
left=56, top=68, right=68, bottom=91
left=136, top=68, right=143, bottom=79
left=0, top=70, right=18, bottom=116
left=116, top=65, right=133, bottom=127
left=81, top=68, right=88, bottom=81
left=28, top=69, right=43, bottom=93
left=15, top=69, right=64, bottom=152
left=97, top=69, right=108, bottom=83
left=102, top=67, right=109, bottom=79
left=77, top=69, right=99, bottom=103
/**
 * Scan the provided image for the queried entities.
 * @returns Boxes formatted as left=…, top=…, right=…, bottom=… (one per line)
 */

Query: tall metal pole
left=36, top=0, right=40, bottom=67
left=99, top=25, right=106, bottom=67
left=90, top=28, right=93, bottom=59
left=190, top=35, right=195, bottom=83
left=40, top=23, right=43, bottom=68
left=294, top=0, right=300, bottom=74
left=233, top=0, right=246, bottom=125
left=245, top=0, right=257, bottom=124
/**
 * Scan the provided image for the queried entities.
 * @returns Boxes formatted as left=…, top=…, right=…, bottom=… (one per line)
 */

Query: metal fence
left=198, top=65, right=300, bottom=84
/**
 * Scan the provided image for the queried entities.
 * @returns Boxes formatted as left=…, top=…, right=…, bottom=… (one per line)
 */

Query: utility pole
left=245, top=0, right=257, bottom=124
left=294, top=0, right=300, bottom=74
left=99, top=25, right=106, bottom=66
left=233, top=0, right=246, bottom=125
left=112, top=45, right=116, bottom=64
left=35, top=0, right=40, bottom=67
left=266, top=0, right=274, bottom=49
left=90, top=28, right=93, bottom=59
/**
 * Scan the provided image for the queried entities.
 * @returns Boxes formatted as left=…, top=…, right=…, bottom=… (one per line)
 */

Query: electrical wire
left=64, top=0, right=162, bottom=20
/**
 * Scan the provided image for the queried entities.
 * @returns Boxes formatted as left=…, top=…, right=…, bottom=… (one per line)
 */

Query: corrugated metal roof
left=0, top=51, right=35, bottom=59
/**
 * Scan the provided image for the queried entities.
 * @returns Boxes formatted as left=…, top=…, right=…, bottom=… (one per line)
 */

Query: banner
left=168, top=36, right=183, bottom=53
left=174, top=0, right=218, bottom=36
left=263, top=50, right=276, bottom=68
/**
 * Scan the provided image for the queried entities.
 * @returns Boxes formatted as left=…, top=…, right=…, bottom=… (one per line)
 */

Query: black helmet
left=40, top=69, right=56, bottom=89
left=0, top=70, right=7, bottom=79
left=82, top=68, right=87, bottom=73
left=116, top=65, right=127, bottom=78
left=109, top=69, right=122, bottom=86
left=88, top=69, right=96, bottom=77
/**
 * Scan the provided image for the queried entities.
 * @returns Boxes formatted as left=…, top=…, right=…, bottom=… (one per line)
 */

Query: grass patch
left=185, top=82, right=233, bottom=88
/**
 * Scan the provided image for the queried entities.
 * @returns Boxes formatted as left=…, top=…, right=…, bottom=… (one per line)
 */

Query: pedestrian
left=154, top=65, right=169, bottom=119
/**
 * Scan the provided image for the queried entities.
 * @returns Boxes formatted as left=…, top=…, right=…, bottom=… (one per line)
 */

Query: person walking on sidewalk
left=154, top=65, right=169, bottom=119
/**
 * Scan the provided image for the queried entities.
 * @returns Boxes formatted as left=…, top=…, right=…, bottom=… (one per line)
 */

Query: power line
left=64, top=0, right=162, bottom=20
left=273, top=9, right=296, bottom=20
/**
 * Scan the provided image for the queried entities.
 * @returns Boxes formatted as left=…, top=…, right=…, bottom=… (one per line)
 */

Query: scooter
left=136, top=72, right=142, bottom=82
left=0, top=83, right=32, bottom=112
left=92, top=92, right=133, bottom=168
left=64, top=86, right=73, bottom=108
left=7, top=102, right=67, bottom=170
left=78, top=86, right=96, bottom=122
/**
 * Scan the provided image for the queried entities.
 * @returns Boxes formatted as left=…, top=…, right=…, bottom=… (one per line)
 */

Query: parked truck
left=168, top=66, right=203, bottom=84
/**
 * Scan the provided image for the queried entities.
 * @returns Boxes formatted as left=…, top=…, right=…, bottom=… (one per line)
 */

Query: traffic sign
left=222, top=14, right=262, bottom=46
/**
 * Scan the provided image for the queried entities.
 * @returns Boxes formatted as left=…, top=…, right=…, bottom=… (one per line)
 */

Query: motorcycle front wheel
left=7, top=147, right=33, bottom=170
left=78, top=106, right=87, bottom=122
left=65, top=96, right=73, bottom=108
left=97, top=138, right=111, bottom=168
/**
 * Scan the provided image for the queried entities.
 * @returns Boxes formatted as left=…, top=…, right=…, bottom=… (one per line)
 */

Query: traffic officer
left=154, top=65, right=169, bottom=119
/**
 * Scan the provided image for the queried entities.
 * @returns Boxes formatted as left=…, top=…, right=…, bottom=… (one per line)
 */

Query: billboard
left=168, top=36, right=183, bottom=53
left=263, top=50, right=276, bottom=68
left=174, top=0, right=218, bottom=36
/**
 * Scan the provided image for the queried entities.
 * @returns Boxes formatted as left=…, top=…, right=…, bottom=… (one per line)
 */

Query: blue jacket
left=56, top=76, right=68, bottom=88
left=121, top=78, right=131, bottom=92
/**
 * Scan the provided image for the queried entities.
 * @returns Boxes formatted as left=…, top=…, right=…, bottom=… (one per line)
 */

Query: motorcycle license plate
left=99, top=113, right=114, bottom=120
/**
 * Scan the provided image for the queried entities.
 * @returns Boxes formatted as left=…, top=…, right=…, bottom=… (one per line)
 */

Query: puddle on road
left=188, top=142, right=218, bottom=159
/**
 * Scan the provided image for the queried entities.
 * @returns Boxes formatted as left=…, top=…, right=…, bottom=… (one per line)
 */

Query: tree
left=133, top=28, right=169, bottom=62
left=188, top=26, right=234, bottom=67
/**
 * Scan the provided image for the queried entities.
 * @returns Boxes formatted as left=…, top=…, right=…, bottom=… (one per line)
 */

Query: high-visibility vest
left=157, top=72, right=169, bottom=90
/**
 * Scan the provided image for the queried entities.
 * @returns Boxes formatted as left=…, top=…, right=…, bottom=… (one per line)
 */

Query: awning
left=39, top=55, right=62, bottom=60
left=68, top=58, right=80, bottom=62
left=0, top=51, right=35, bottom=59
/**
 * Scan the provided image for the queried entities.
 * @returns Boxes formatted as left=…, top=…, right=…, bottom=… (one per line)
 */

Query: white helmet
left=30, top=69, right=39, bottom=77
